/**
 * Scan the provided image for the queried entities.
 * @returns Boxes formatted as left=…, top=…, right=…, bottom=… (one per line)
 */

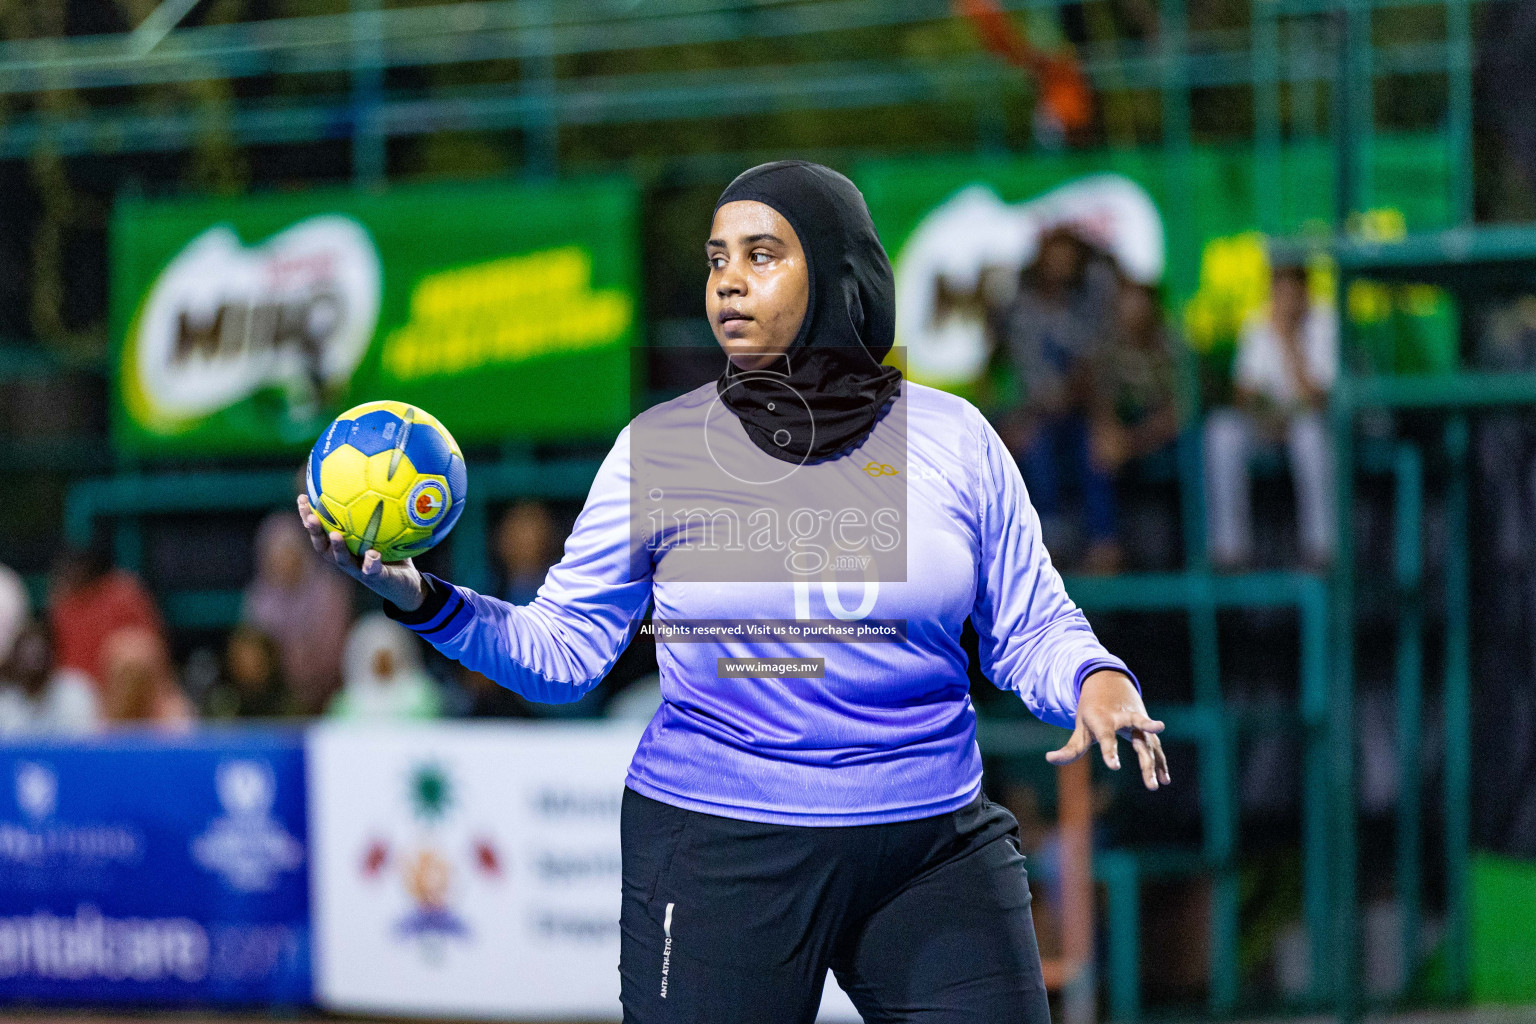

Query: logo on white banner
left=358, top=761, right=503, bottom=961
left=191, top=760, right=303, bottom=892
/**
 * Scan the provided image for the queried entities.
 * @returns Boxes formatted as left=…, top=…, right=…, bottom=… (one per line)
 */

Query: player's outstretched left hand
left=1046, top=670, right=1171, bottom=791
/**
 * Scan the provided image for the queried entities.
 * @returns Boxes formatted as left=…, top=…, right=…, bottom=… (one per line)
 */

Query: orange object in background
left=98, top=626, right=194, bottom=728
left=955, top=0, right=1095, bottom=138
left=1041, top=757, right=1095, bottom=1021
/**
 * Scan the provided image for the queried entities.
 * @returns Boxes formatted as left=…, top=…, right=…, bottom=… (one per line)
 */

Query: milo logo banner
left=854, top=135, right=1458, bottom=396
left=112, top=179, right=637, bottom=454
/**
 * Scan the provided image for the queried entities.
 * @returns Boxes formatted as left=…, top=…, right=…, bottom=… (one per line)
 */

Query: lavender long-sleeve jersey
left=392, top=381, right=1133, bottom=826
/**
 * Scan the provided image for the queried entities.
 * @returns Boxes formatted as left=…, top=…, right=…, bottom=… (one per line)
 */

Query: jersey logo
left=862, top=461, right=899, bottom=477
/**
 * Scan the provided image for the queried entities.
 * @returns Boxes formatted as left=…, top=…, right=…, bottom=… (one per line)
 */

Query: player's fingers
left=296, top=496, right=328, bottom=550
left=1087, top=718, right=1124, bottom=773
left=361, top=550, right=382, bottom=576
left=1095, top=719, right=1122, bottom=770
left=299, top=508, right=326, bottom=545
left=1130, top=731, right=1158, bottom=790
left=1151, top=734, right=1172, bottom=786
left=1046, top=723, right=1092, bottom=765
left=1115, top=710, right=1165, bottom=741
left=326, top=532, right=359, bottom=576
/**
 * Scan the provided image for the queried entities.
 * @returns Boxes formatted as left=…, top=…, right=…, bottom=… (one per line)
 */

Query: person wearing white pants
left=1204, top=264, right=1338, bottom=570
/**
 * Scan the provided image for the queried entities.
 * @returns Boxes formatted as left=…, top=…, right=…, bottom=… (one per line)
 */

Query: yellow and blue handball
left=306, top=401, right=467, bottom=561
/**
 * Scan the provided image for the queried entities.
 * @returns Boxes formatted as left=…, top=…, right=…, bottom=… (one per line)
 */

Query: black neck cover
left=713, top=161, right=904, bottom=464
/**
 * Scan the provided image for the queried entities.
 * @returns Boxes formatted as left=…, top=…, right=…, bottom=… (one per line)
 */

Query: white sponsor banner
left=308, top=721, right=861, bottom=1021
left=308, top=721, right=635, bottom=1019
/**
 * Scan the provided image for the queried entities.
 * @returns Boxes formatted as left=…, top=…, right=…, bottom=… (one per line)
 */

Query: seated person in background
left=0, top=564, right=25, bottom=670
left=495, top=501, right=559, bottom=605
left=205, top=626, right=296, bottom=720
left=1084, top=278, right=1187, bottom=574
left=1203, top=262, right=1338, bottom=571
left=328, top=613, right=442, bottom=721
left=458, top=666, right=534, bottom=718
left=990, top=226, right=1118, bottom=566
left=0, top=620, right=101, bottom=735
left=243, top=510, right=353, bottom=715
left=48, top=548, right=166, bottom=694
left=492, top=500, right=604, bottom=718
left=100, top=626, right=195, bottom=729
left=604, top=671, right=664, bottom=723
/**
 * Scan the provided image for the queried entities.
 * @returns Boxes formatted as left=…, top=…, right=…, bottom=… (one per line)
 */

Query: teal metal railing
left=1328, top=227, right=1536, bottom=1020
left=0, top=0, right=1493, bottom=205
left=1393, top=440, right=1424, bottom=990
left=1064, top=569, right=1330, bottom=1017
left=62, top=455, right=606, bottom=628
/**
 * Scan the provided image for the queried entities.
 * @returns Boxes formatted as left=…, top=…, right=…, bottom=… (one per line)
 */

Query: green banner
left=111, top=178, right=637, bottom=455
left=854, top=134, right=1457, bottom=399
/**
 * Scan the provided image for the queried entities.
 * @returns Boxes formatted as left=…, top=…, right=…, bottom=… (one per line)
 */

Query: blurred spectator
left=490, top=500, right=602, bottom=719
left=99, top=627, right=195, bottom=729
left=495, top=501, right=558, bottom=605
left=0, top=620, right=102, bottom=736
left=990, top=227, right=1117, bottom=561
left=0, top=564, right=25, bottom=668
left=1203, top=263, right=1338, bottom=571
left=1084, top=279, right=1187, bottom=573
left=994, top=228, right=1117, bottom=426
left=243, top=511, right=353, bottom=714
left=459, top=667, right=532, bottom=718
left=606, top=672, right=663, bottom=722
left=205, top=626, right=296, bottom=720
left=328, top=613, right=442, bottom=721
left=1473, top=297, right=1536, bottom=568
left=1470, top=298, right=1536, bottom=855
left=48, top=549, right=167, bottom=693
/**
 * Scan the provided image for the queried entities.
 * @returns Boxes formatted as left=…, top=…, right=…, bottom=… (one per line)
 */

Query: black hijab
left=713, top=161, right=904, bottom=464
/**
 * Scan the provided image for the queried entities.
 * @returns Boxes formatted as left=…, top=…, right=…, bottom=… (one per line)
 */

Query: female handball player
left=298, top=160, right=1170, bottom=1024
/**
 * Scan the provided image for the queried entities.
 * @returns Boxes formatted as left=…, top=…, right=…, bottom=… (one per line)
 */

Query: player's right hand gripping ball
left=307, top=401, right=467, bottom=561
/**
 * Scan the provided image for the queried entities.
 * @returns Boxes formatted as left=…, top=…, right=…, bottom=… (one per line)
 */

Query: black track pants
left=618, top=787, right=1052, bottom=1024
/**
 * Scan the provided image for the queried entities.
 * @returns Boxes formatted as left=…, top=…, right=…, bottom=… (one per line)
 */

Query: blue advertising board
left=0, top=730, right=310, bottom=1005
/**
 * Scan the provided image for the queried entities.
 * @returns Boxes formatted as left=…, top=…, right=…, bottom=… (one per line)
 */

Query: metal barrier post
left=1393, top=441, right=1424, bottom=992
left=1299, top=573, right=1332, bottom=1006
left=453, top=492, right=492, bottom=596
left=1329, top=365, right=1360, bottom=1023
left=350, top=0, right=385, bottom=187
left=1446, top=0, right=1474, bottom=226
left=1442, top=416, right=1471, bottom=999
left=1097, top=849, right=1140, bottom=1022
left=1254, top=0, right=1283, bottom=234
